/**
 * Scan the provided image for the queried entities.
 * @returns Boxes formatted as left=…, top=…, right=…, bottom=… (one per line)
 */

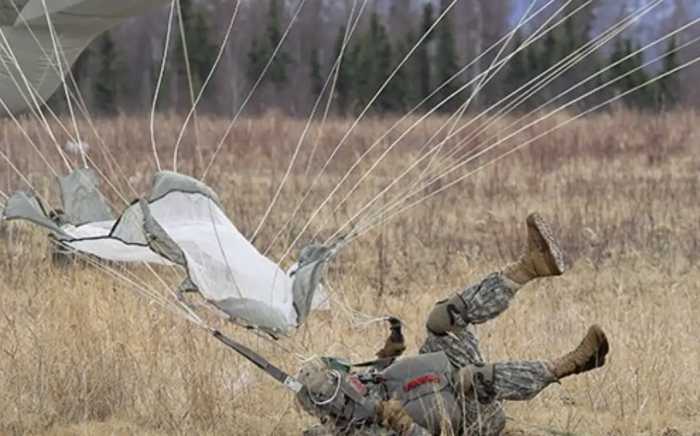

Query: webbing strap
left=212, top=330, right=303, bottom=392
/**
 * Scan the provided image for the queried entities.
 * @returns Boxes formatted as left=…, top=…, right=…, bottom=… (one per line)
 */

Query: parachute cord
left=252, top=329, right=308, bottom=362
left=345, top=47, right=700, bottom=244
left=151, top=0, right=177, bottom=172
left=201, top=0, right=308, bottom=183
left=261, top=0, right=370, bottom=256
left=264, top=0, right=558, bottom=256
left=172, top=0, right=242, bottom=174
left=249, top=0, right=368, bottom=244
left=39, top=0, right=85, bottom=168
left=268, top=0, right=466, bottom=260
left=324, top=0, right=664, bottom=244
left=206, top=199, right=244, bottom=298
left=414, top=0, right=540, bottom=184
left=0, top=32, right=73, bottom=173
left=313, top=0, right=565, bottom=244
left=303, top=0, right=364, bottom=177
left=54, top=240, right=207, bottom=328
left=0, top=95, right=58, bottom=180
left=272, top=0, right=544, bottom=265
left=172, top=0, right=200, bottom=173
left=415, top=0, right=668, bottom=182
left=350, top=0, right=684, bottom=237
left=8, top=0, right=137, bottom=203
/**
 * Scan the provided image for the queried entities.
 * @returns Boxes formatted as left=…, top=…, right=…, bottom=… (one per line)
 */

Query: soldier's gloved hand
left=376, top=400, right=431, bottom=436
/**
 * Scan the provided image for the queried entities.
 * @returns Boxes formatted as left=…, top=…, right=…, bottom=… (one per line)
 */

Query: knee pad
left=426, top=294, right=470, bottom=335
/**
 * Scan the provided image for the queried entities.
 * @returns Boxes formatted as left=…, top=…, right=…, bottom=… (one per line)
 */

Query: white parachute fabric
left=142, top=190, right=298, bottom=332
left=0, top=0, right=170, bottom=114
left=2, top=170, right=331, bottom=334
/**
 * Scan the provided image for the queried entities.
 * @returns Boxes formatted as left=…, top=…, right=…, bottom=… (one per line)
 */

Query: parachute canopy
left=0, top=0, right=170, bottom=114
left=2, top=170, right=331, bottom=335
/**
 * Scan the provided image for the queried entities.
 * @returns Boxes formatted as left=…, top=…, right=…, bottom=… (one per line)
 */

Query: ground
left=0, top=111, right=698, bottom=435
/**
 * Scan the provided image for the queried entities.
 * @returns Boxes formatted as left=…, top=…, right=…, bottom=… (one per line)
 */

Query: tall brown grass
left=0, top=110, right=698, bottom=435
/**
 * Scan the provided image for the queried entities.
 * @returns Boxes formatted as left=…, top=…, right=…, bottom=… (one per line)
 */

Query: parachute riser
left=211, top=329, right=303, bottom=393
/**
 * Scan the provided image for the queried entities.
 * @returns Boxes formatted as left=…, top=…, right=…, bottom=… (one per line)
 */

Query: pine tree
left=309, top=46, right=323, bottom=97
left=400, top=30, right=421, bottom=109
left=434, top=0, right=461, bottom=112
left=416, top=3, right=434, bottom=103
left=246, top=0, right=292, bottom=90
left=609, top=38, right=652, bottom=109
left=657, top=36, right=681, bottom=109
left=174, top=0, right=216, bottom=105
left=372, top=13, right=395, bottom=112
left=504, top=32, right=529, bottom=94
left=265, top=0, right=292, bottom=86
left=94, top=32, right=121, bottom=114
left=333, top=25, right=355, bottom=114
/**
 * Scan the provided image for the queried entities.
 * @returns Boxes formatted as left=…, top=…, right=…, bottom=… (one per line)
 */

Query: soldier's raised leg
left=457, top=325, right=609, bottom=435
left=421, top=212, right=568, bottom=366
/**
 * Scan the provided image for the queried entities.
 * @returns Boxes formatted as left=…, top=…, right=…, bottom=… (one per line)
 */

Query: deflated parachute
left=2, top=170, right=332, bottom=335
left=0, top=0, right=170, bottom=114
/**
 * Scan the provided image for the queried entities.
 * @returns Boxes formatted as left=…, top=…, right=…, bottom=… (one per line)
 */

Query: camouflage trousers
left=420, top=272, right=557, bottom=435
left=303, top=273, right=556, bottom=436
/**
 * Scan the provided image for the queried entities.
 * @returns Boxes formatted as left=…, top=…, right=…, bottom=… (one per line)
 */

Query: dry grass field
left=0, top=110, right=698, bottom=435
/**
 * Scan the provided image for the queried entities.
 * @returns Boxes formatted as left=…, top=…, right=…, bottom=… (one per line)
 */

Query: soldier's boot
left=548, top=325, right=609, bottom=380
left=502, top=212, right=568, bottom=288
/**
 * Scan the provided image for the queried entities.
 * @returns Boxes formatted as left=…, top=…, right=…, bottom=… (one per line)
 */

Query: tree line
left=49, top=0, right=684, bottom=116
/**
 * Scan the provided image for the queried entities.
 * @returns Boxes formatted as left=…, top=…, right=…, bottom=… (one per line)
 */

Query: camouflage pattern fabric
left=303, top=272, right=557, bottom=435
left=420, top=272, right=556, bottom=435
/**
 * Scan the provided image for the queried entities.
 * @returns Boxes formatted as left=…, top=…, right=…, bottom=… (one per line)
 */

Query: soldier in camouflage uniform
left=297, top=213, right=609, bottom=435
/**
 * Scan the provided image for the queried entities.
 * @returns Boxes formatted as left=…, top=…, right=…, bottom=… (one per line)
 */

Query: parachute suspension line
left=340, top=0, right=613, bottom=228
left=172, top=0, right=199, bottom=173
left=346, top=35, right=700, bottom=242
left=39, top=0, right=85, bottom=168
left=7, top=2, right=136, bottom=203
left=207, top=199, right=244, bottom=298
left=140, top=259, right=206, bottom=325
left=384, top=0, right=670, bottom=214
left=415, top=0, right=541, bottom=181
left=272, top=0, right=462, bottom=265
left=0, top=146, right=39, bottom=192
left=151, top=0, right=177, bottom=172
left=429, top=27, right=700, bottom=196
left=261, top=0, right=372, bottom=256
left=327, top=0, right=663, bottom=243
left=315, top=0, right=563, bottom=243
left=350, top=54, right=700, bottom=244
left=0, top=92, right=59, bottom=179
left=67, top=244, right=207, bottom=328
left=172, top=0, right=242, bottom=174
left=421, top=0, right=665, bottom=180
left=303, top=0, right=366, bottom=177
left=201, top=0, right=309, bottom=182
left=50, top=238, right=207, bottom=328
left=0, top=28, right=73, bottom=173
left=275, top=0, right=560, bottom=253
left=288, top=0, right=566, bottom=248
left=0, top=23, right=130, bottom=209
left=250, top=0, right=370, bottom=245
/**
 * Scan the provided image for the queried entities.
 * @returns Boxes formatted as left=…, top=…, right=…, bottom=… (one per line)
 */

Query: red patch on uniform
left=403, top=373, right=440, bottom=392
left=348, top=375, right=367, bottom=395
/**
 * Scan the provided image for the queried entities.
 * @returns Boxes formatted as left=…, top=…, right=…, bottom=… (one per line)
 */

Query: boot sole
left=527, top=212, right=568, bottom=274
